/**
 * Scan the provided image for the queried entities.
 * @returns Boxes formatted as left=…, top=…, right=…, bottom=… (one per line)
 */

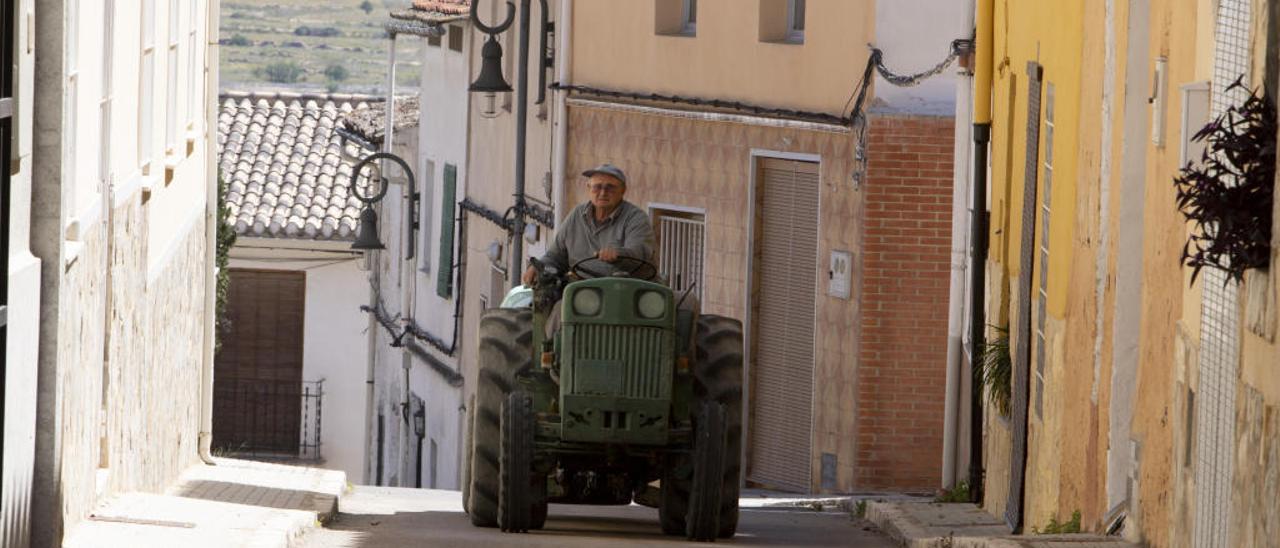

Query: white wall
left=872, top=0, right=968, bottom=114
left=416, top=23, right=471, bottom=340
left=302, top=259, right=371, bottom=482
left=4, top=0, right=42, bottom=544
left=26, top=0, right=215, bottom=542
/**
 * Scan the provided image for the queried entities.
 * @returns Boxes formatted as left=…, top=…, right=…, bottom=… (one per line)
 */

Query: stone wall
left=37, top=195, right=208, bottom=541
left=1228, top=384, right=1280, bottom=546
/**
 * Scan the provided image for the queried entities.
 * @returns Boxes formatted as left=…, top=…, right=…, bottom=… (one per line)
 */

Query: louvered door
left=747, top=158, right=819, bottom=492
left=214, top=269, right=306, bottom=453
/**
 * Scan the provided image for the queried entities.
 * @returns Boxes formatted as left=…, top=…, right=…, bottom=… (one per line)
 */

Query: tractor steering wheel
left=571, top=255, right=659, bottom=281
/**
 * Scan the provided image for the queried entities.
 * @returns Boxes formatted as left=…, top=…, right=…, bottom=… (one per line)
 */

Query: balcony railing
left=212, top=377, right=324, bottom=461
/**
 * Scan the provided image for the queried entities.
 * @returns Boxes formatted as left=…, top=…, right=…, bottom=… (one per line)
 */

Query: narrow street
left=300, top=487, right=894, bottom=547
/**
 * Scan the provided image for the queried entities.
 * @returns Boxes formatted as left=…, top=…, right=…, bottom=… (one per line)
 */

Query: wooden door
left=213, top=269, right=306, bottom=454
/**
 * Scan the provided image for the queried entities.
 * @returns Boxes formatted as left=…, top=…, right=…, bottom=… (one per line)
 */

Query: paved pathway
left=301, top=486, right=897, bottom=547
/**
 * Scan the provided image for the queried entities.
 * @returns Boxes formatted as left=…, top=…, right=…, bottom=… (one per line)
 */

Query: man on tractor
left=521, top=163, right=656, bottom=288
left=468, top=162, right=741, bottom=542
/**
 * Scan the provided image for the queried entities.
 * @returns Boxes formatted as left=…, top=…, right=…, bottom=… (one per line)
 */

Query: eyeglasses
left=588, top=183, right=621, bottom=193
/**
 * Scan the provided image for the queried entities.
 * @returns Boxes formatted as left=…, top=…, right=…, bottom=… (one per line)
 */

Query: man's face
left=587, top=173, right=625, bottom=211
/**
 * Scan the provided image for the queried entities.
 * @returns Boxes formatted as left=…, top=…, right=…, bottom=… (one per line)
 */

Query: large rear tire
left=659, top=315, right=744, bottom=539
left=500, top=391, right=536, bottom=533
left=694, top=315, right=744, bottom=538
left=687, top=401, right=727, bottom=541
left=462, top=393, right=476, bottom=514
left=467, top=309, right=533, bottom=528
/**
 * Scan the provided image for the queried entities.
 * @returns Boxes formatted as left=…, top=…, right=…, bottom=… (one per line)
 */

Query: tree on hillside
left=360, top=0, right=374, bottom=14
left=259, top=62, right=305, bottom=84
left=324, top=64, right=350, bottom=82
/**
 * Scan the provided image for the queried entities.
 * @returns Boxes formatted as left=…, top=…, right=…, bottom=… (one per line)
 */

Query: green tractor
left=462, top=256, right=744, bottom=541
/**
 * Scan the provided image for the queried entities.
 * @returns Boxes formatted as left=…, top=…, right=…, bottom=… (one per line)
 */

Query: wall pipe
left=198, top=0, right=223, bottom=466
left=551, top=0, right=572, bottom=224
left=967, top=0, right=994, bottom=504
left=942, top=0, right=976, bottom=488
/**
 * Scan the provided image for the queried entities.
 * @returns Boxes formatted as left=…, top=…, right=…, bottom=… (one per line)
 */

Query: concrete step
left=63, top=458, right=347, bottom=548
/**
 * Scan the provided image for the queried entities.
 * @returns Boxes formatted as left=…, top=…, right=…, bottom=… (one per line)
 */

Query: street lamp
left=413, top=405, right=426, bottom=489
left=349, top=151, right=416, bottom=251
left=469, top=0, right=554, bottom=289
left=468, top=8, right=513, bottom=119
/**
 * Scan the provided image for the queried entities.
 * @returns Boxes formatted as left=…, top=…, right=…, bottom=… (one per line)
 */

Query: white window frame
left=419, top=159, right=436, bottom=274
left=99, top=0, right=115, bottom=186
left=165, top=0, right=180, bottom=155
left=65, top=0, right=79, bottom=190
left=187, top=0, right=200, bottom=131
left=139, top=0, right=156, bottom=171
left=786, top=0, right=805, bottom=43
left=649, top=204, right=707, bottom=302
left=681, top=0, right=697, bottom=35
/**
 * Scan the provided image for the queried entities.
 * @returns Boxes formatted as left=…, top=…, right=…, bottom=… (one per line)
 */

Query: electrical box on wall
left=828, top=250, right=851, bottom=299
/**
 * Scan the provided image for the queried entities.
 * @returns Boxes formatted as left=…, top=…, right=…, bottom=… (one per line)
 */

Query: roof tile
left=217, top=91, right=387, bottom=241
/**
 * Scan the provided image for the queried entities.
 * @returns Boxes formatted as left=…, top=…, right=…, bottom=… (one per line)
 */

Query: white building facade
left=2, top=0, right=220, bottom=545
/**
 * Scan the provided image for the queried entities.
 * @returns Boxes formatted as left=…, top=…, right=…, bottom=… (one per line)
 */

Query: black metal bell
left=351, top=207, right=386, bottom=250
left=469, top=36, right=513, bottom=93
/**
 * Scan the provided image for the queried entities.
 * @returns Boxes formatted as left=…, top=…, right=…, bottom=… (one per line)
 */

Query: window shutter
left=436, top=164, right=457, bottom=298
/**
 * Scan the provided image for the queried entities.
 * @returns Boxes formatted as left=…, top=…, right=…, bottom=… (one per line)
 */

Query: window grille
left=653, top=208, right=705, bottom=302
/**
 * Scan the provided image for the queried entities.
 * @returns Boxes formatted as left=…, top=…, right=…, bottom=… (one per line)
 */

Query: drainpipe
left=198, top=0, right=222, bottom=466
left=383, top=31, right=414, bottom=486
left=551, top=0, right=572, bottom=223
left=967, top=0, right=994, bottom=503
left=942, top=0, right=976, bottom=489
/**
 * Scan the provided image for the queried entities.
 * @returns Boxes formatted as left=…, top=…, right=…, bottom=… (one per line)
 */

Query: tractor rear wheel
left=500, top=391, right=541, bottom=533
left=687, top=400, right=727, bottom=541
left=462, top=393, right=475, bottom=514
left=659, top=315, right=744, bottom=539
left=467, top=309, right=533, bottom=528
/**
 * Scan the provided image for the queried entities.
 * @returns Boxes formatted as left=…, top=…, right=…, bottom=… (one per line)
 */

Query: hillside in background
left=220, top=0, right=422, bottom=94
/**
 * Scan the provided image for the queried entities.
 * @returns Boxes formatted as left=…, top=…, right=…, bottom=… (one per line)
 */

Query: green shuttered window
left=436, top=164, right=457, bottom=298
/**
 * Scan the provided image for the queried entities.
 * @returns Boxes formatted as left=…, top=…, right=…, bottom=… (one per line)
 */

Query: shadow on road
left=315, top=504, right=888, bottom=547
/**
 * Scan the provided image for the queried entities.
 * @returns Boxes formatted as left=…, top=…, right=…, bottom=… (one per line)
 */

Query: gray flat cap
left=582, top=163, right=628, bottom=185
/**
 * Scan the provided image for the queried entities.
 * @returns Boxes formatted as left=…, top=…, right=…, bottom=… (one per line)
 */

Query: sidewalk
left=864, top=501, right=1137, bottom=548
left=63, top=458, right=346, bottom=548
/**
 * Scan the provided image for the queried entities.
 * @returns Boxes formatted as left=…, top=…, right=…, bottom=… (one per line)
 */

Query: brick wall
left=856, top=113, right=955, bottom=491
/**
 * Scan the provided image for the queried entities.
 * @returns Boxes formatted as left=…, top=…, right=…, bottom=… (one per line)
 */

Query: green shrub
left=1033, top=510, right=1082, bottom=534
left=227, top=33, right=251, bottom=47
left=935, top=480, right=970, bottom=503
left=324, top=63, right=350, bottom=82
left=360, top=0, right=374, bottom=14
left=976, top=326, right=1012, bottom=416
left=259, top=62, right=304, bottom=83
left=215, top=173, right=237, bottom=352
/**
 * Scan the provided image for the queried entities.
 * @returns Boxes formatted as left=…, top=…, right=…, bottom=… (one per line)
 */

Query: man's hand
left=597, top=247, right=620, bottom=262
left=521, top=265, right=539, bottom=287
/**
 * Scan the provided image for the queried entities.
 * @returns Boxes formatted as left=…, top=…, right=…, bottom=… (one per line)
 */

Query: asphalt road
left=300, top=487, right=895, bottom=547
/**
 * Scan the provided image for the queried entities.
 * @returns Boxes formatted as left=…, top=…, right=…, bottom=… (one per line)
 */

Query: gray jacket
left=541, top=200, right=655, bottom=273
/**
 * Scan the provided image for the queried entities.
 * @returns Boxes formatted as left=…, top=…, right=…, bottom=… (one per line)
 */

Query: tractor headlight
left=637, top=291, right=667, bottom=319
left=572, top=288, right=603, bottom=316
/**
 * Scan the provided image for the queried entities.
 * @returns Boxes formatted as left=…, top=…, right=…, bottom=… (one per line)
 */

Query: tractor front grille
left=571, top=324, right=670, bottom=399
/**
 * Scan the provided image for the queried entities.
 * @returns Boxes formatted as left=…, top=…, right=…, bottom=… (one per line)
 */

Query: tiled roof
left=391, top=0, right=471, bottom=24
left=217, top=91, right=383, bottom=241
left=413, top=0, right=470, bottom=15
left=341, top=96, right=420, bottom=147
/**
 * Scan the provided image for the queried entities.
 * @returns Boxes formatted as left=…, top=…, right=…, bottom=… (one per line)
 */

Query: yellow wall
left=983, top=0, right=1092, bottom=531
left=570, top=0, right=875, bottom=114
